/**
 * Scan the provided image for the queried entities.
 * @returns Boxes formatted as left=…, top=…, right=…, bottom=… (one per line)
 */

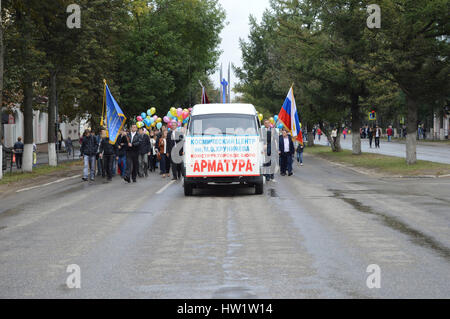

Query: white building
left=2, top=106, right=80, bottom=147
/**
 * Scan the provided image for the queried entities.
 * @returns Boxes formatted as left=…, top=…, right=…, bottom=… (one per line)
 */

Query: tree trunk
left=307, top=121, right=314, bottom=147
left=23, top=78, right=34, bottom=172
left=351, top=94, right=361, bottom=155
left=48, top=71, right=57, bottom=166
left=0, top=3, right=4, bottom=180
left=406, top=95, right=417, bottom=165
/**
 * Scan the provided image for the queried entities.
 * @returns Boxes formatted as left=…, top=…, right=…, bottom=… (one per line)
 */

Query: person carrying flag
left=277, top=85, right=304, bottom=176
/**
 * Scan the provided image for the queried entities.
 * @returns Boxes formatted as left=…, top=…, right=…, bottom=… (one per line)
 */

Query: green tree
left=363, top=0, right=449, bottom=164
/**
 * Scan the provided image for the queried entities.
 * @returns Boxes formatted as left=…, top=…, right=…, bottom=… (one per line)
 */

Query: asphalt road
left=0, top=155, right=449, bottom=298
left=315, top=135, right=450, bottom=164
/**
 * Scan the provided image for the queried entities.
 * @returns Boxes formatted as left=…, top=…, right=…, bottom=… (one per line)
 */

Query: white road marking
left=156, top=180, right=176, bottom=194
left=16, top=175, right=81, bottom=193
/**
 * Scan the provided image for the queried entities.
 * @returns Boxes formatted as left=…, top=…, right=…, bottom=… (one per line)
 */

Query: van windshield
left=188, top=114, right=258, bottom=136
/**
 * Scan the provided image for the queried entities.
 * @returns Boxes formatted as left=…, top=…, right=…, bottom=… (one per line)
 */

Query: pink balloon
left=182, top=111, right=189, bottom=120
left=153, top=115, right=158, bottom=120
left=178, top=121, right=182, bottom=127
left=176, top=108, right=182, bottom=117
left=189, top=108, right=193, bottom=112
left=137, top=116, right=143, bottom=122
left=163, top=116, right=170, bottom=123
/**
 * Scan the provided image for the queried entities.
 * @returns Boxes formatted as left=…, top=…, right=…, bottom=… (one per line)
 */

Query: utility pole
left=227, top=62, right=231, bottom=103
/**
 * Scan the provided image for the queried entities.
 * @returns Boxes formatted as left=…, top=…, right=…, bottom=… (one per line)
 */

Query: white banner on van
left=185, top=135, right=260, bottom=177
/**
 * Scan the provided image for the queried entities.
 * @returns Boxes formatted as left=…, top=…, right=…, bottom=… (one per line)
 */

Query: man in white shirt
left=278, top=129, right=295, bottom=176
left=125, top=124, right=141, bottom=183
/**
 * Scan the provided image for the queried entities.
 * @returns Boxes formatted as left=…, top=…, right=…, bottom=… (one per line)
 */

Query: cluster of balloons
left=258, top=113, right=284, bottom=129
left=136, top=107, right=164, bottom=130
left=135, top=106, right=193, bottom=131
left=163, top=107, right=192, bottom=128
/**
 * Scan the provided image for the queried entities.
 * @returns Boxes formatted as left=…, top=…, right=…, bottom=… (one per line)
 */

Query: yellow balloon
left=156, top=118, right=162, bottom=123
left=151, top=122, right=156, bottom=127
left=258, top=113, right=263, bottom=122
left=270, top=117, right=275, bottom=124
left=183, top=108, right=189, bottom=113
left=150, top=107, right=156, bottom=115
left=170, top=107, right=177, bottom=117
left=136, top=121, right=144, bottom=129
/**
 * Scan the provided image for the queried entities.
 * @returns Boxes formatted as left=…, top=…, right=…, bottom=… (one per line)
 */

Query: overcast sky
left=211, top=0, right=271, bottom=99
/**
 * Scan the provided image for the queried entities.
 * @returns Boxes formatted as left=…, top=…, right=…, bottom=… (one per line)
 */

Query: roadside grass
left=305, top=145, right=450, bottom=177
left=380, top=137, right=450, bottom=145
left=0, top=160, right=83, bottom=185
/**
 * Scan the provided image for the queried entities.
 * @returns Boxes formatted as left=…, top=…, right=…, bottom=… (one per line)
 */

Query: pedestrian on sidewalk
left=13, top=137, right=24, bottom=169
left=375, top=125, right=381, bottom=148
left=368, top=127, right=374, bottom=148
left=80, top=129, right=98, bottom=181
left=296, top=142, right=304, bottom=166
left=32, top=142, right=37, bottom=167
left=1, top=136, right=12, bottom=171
left=387, top=126, right=393, bottom=142
left=317, top=128, right=322, bottom=141
left=279, top=128, right=295, bottom=176
left=138, top=127, right=150, bottom=178
left=66, top=137, right=73, bottom=158
left=99, top=134, right=117, bottom=182
left=343, top=128, right=348, bottom=140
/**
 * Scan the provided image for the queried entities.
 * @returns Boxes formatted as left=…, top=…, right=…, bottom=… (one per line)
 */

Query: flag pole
left=101, top=79, right=107, bottom=128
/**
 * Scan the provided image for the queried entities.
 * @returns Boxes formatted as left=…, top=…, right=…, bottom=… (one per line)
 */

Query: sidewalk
left=2, top=146, right=81, bottom=174
left=315, top=135, right=450, bottom=164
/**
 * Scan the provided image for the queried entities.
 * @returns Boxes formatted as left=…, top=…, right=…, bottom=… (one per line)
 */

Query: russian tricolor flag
left=278, top=86, right=303, bottom=144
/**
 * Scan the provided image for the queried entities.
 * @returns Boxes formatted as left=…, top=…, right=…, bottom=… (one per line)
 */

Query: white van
left=183, top=103, right=264, bottom=196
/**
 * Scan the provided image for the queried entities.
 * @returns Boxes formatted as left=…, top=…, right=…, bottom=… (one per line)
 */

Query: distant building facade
left=1, top=106, right=80, bottom=147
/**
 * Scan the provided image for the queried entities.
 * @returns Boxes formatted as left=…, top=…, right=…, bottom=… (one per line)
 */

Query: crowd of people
left=79, top=121, right=184, bottom=183
left=79, top=118, right=306, bottom=184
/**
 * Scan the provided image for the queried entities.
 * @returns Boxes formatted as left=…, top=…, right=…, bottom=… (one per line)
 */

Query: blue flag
left=104, top=84, right=127, bottom=144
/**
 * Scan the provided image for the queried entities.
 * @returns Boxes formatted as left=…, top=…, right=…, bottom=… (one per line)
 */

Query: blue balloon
left=141, top=112, right=147, bottom=119
left=277, top=123, right=283, bottom=129
left=156, top=122, right=163, bottom=130
left=274, top=115, right=279, bottom=122
left=149, top=118, right=155, bottom=124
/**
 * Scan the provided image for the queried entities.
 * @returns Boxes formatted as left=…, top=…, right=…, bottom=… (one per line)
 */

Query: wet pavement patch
left=111, top=211, right=154, bottom=215
left=212, top=286, right=258, bottom=299
left=269, top=188, right=278, bottom=198
left=331, top=190, right=450, bottom=260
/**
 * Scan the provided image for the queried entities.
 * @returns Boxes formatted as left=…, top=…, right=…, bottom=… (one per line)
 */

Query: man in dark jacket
left=138, top=128, right=150, bottom=178
left=279, top=128, right=295, bottom=176
left=125, top=124, right=141, bottom=183
left=80, top=129, right=99, bottom=181
left=99, top=135, right=118, bottom=182
left=167, top=121, right=183, bottom=180
left=116, top=130, right=127, bottom=177
left=13, top=137, right=24, bottom=169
